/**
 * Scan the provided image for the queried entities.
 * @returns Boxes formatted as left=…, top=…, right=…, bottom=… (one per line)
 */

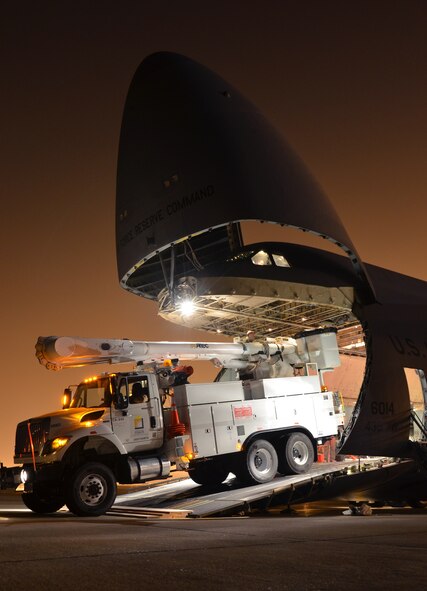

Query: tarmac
left=1, top=478, right=427, bottom=591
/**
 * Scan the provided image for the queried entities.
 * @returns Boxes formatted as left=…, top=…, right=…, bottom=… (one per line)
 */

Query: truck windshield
left=70, top=378, right=111, bottom=408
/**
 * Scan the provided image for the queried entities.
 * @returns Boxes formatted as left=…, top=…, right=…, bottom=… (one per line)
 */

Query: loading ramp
left=111, top=458, right=421, bottom=518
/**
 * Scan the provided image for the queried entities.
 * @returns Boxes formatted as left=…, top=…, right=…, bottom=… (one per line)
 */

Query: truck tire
left=189, top=460, right=229, bottom=486
left=278, top=432, right=314, bottom=475
left=65, top=462, right=116, bottom=517
left=235, top=439, right=278, bottom=484
left=21, top=491, right=65, bottom=514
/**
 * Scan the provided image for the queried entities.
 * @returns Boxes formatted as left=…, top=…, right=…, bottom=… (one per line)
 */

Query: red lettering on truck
left=233, top=406, right=253, bottom=419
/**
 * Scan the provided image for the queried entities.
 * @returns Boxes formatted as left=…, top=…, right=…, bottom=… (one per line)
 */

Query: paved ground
left=1, top=489, right=426, bottom=591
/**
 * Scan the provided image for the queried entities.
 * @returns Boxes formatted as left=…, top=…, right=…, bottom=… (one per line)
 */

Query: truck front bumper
left=22, top=462, right=65, bottom=492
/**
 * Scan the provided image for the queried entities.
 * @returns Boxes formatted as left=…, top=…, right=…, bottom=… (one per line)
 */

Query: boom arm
left=35, top=335, right=301, bottom=371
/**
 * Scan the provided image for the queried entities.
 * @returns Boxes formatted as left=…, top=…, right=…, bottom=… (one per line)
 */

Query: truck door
left=111, top=375, right=164, bottom=453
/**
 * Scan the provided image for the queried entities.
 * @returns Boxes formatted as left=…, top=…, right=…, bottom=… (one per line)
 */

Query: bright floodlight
left=179, top=299, right=195, bottom=316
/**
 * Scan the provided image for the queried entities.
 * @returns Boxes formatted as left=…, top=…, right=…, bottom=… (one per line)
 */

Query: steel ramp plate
left=114, top=459, right=395, bottom=518
left=163, top=461, right=363, bottom=517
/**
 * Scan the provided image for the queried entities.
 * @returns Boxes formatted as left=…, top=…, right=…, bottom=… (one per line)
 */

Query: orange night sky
left=1, top=2, right=426, bottom=465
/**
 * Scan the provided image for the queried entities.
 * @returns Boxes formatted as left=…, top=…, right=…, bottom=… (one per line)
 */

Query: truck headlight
left=20, top=469, right=28, bottom=483
left=42, top=437, right=70, bottom=455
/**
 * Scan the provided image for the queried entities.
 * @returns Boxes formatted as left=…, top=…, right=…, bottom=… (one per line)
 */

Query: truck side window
left=129, top=378, right=150, bottom=404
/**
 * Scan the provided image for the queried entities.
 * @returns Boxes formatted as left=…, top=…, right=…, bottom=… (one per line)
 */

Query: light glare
left=179, top=300, right=195, bottom=316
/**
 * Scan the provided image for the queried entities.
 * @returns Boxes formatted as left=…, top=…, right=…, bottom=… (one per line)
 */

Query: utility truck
left=1, top=329, right=342, bottom=516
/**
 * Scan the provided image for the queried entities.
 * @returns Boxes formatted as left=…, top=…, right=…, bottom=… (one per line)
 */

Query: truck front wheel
left=22, top=490, right=65, bottom=514
left=65, top=462, right=116, bottom=517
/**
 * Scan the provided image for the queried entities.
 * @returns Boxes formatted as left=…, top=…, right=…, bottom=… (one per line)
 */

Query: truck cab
left=15, top=371, right=166, bottom=466
left=10, top=370, right=172, bottom=517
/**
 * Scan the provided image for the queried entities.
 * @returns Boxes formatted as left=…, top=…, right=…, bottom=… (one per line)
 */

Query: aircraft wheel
left=189, top=460, right=229, bottom=486
left=65, top=462, right=116, bottom=517
left=235, top=439, right=278, bottom=484
left=279, top=432, right=314, bottom=475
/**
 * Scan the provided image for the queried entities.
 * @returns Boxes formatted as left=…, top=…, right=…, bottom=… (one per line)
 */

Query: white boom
left=35, top=335, right=301, bottom=371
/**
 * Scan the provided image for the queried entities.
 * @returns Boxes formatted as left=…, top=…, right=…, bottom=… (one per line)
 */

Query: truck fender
left=61, top=435, right=124, bottom=469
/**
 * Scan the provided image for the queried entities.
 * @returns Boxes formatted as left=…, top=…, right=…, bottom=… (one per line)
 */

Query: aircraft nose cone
left=116, top=51, right=370, bottom=299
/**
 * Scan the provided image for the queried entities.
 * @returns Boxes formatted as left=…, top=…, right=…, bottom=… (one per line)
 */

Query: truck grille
left=15, top=418, right=51, bottom=458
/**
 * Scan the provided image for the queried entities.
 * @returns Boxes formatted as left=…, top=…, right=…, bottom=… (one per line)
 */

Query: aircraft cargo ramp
left=111, top=458, right=425, bottom=518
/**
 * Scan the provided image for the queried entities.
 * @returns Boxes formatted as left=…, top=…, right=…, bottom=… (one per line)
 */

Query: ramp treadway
left=113, top=459, right=398, bottom=517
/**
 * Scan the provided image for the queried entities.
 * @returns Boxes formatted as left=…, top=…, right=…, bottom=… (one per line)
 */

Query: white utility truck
left=1, top=329, right=342, bottom=516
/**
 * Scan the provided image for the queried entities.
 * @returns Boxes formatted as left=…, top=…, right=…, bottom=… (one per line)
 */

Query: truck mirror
left=115, top=379, right=129, bottom=410
left=62, top=388, right=72, bottom=409
left=115, top=391, right=128, bottom=410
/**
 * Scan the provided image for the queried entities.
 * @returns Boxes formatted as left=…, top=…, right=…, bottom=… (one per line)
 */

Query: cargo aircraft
left=115, top=53, right=427, bottom=483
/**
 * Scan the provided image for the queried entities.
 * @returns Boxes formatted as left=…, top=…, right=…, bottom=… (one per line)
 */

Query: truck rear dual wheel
left=21, top=490, right=65, bottom=514
left=65, top=462, right=117, bottom=517
left=278, top=433, right=314, bottom=475
left=189, top=460, right=229, bottom=486
left=235, top=439, right=278, bottom=485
